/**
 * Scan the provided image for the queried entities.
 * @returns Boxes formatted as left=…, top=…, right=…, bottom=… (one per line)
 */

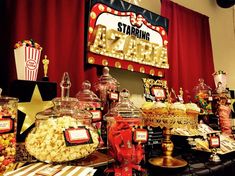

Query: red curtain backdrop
left=0, top=0, right=97, bottom=97
left=161, top=0, right=215, bottom=101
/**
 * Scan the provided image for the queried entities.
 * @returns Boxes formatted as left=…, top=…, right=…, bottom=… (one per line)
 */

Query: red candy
left=0, top=97, right=18, bottom=175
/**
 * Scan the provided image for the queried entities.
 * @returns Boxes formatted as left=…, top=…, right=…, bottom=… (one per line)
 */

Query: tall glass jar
left=104, top=89, right=143, bottom=135
left=25, top=97, right=99, bottom=163
left=104, top=89, right=146, bottom=175
left=94, top=67, right=120, bottom=111
left=76, top=80, right=104, bottom=147
left=76, top=80, right=102, bottom=117
left=193, top=78, right=212, bottom=114
left=0, top=96, right=18, bottom=175
left=105, top=89, right=144, bottom=147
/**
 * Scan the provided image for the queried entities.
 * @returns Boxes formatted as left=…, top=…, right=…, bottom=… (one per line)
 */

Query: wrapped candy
left=105, top=89, right=146, bottom=175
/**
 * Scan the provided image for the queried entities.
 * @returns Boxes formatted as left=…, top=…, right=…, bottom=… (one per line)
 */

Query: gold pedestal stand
left=144, top=114, right=198, bottom=168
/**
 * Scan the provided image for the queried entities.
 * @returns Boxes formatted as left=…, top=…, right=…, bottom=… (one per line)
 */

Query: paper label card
left=151, top=86, right=166, bottom=100
left=36, top=166, right=61, bottom=176
left=109, top=91, right=119, bottom=101
left=90, top=110, right=102, bottom=122
left=208, top=133, right=220, bottom=149
left=0, top=116, right=14, bottom=134
left=133, top=129, right=148, bottom=143
left=64, top=127, right=93, bottom=146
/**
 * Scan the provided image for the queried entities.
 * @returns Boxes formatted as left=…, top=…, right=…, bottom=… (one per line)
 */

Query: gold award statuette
left=42, top=55, right=49, bottom=81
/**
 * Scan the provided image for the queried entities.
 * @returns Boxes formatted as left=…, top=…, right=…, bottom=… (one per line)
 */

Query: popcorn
left=25, top=116, right=99, bottom=163
left=14, top=39, right=42, bottom=50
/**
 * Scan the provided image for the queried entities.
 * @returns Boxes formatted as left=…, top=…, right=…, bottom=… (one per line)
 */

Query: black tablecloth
left=147, top=150, right=235, bottom=176
left=94, top=147, right=235, bottom=176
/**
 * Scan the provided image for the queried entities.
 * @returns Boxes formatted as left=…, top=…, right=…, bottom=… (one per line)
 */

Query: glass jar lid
left=105, top=89, right=142, bottom=119
left=193, top=78, right=212, bottom=95
left=94, top=67, right=120, bottom=90
left=76, top=80, right=101, bottom=102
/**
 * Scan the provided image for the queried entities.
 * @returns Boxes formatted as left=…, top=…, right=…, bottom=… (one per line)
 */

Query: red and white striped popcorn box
left=14, top=46, right=41, bottom=81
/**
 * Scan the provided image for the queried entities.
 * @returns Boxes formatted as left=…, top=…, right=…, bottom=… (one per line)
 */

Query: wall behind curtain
left=0, top=0, right=97, bottom=97
left=161, top=0, right=215, bottom=100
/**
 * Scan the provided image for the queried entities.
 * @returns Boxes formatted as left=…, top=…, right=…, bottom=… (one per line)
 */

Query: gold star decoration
left=18, top=84, right=53, bottom=134
left=230, top=99, right=235, bottom=112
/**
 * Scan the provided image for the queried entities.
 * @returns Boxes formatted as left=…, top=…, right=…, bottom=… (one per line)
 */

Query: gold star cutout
left=18, top=84, right=53, bottom=134
left=230, top=99, right=235, bottom=112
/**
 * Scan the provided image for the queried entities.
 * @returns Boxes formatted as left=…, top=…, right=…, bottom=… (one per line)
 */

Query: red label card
left=90, top=110, right=102, bottom=122
left=133, top=129, right=148, bottom=143
left=0, top=117, right=14, bottom=134
left=209, top=136, right=220, bottom=148
left=208, top=133, right=220, bottom=149
left=109, top=92, right=119, bottom=101
left=64, top=127, right=92, bottom=146
left=151, top=86, right=166, bottom=100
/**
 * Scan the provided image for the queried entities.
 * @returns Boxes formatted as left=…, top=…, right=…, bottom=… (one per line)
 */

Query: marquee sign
left=87, top=0, right=169, bottom=77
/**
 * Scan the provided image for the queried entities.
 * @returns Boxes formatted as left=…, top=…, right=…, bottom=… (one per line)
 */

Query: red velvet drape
left=0, top=0, right=97, bottom=97
left=161, top=0, right=215, bottom=101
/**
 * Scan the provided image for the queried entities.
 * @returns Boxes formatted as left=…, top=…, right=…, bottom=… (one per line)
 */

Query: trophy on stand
left=42, top=55, right=49, bottom=81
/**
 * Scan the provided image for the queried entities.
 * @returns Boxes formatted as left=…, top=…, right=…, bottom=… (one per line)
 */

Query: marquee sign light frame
left=87, top=0, right=169, bottom=77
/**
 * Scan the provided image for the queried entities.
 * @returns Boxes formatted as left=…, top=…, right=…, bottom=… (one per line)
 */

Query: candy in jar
left=25, top=73, right=99, bottom=163
left=0, top=96, right=18, bottom=175
left=104, top=89, right=146, bottom=175
left=193, top=78, right=212, bottom=114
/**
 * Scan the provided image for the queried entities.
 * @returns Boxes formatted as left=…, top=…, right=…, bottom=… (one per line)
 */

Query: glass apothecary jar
left=25, top=97, right=99, bottom=163
left=104, top=89, right=146, bottom=174
left=105, top=89, right=144, bottom=145
left=193, top=78, right=212, bottom=114
left=76, top=80, right=102, bottom=121
left=0, top=96, right=18, bottom=175
left=104, top=89, right=143, bottom=124
left=94, top=67, right=120, bottom=111
left=76, top=80, right=104, bottom=147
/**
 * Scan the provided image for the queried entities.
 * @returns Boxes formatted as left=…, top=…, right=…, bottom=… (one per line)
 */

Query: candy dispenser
left=105, top=89, right=146, bottom=176
left=0, top=95, right=18, bottom=175
left=25, top=73, right=99, bottom=163
left=76, top=80, right=104, bottom=147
